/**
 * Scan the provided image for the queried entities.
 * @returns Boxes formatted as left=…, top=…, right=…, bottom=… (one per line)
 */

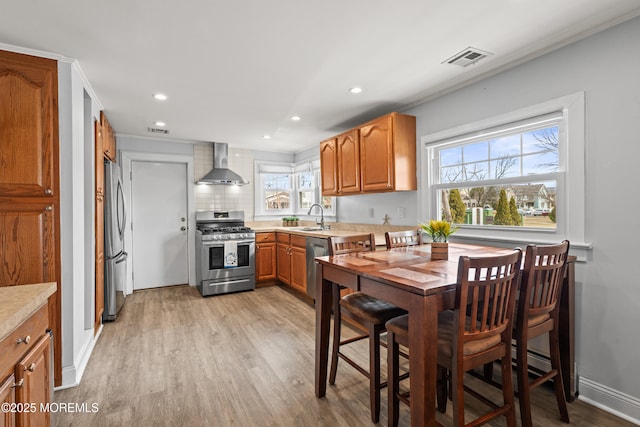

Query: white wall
left=57, top=60, right=102, bottom=389
left=334, top=15, right=640, bottom=422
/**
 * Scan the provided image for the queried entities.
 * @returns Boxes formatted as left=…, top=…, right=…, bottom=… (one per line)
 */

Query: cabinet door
left=0, top=52, right=58, bottom=198
left=0, top=202, right=56, bottom=286
left=337, top=129, right=361, bottom=194
left=290, top=245, right=307, bottom=293
left=360, top=115, right=394, bottom=192
left=276, top=243, right=291, bottom=284
left=0, top=375, right=16, bottom=427
left=15, top=334, right=50, bottom=427
left=320, top=138, right=338, bottom=196
left=256, top=242, right=276, bottom=282
left=101, top=111, right=116, bottom=161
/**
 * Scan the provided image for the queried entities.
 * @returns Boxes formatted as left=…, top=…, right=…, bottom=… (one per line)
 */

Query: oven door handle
left=201, top=239, right=255, bottom=247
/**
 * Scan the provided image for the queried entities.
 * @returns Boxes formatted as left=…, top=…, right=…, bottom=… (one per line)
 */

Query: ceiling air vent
left=443, top=47, right=492, bottom=67
left=147, top=127, right=169, bottom=134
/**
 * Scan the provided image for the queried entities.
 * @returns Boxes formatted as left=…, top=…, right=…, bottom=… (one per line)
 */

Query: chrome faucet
left=307, top=203, right=325, bottom=230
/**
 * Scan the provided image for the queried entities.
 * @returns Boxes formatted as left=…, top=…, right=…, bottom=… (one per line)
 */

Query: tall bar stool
left=328, top=233, right=406, bottom=423
left=514, top=241, right=571, bottom=426
left=386, top=249, right=523, bottom=427
left=384, top=230, right=421, bottom=249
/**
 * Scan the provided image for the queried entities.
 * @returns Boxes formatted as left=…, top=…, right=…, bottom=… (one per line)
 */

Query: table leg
left=409, top=295, right=439, bottom=427
left=315, top=263, right=332, bottom=397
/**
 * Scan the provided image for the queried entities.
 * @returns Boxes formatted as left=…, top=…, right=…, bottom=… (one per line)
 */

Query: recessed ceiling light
left=290, top=115, right=301, bottom=121
left=153, top=93, right=168, bottom=101
left=263, top=135, right=271, bottom=139
left=154, top=121, right=166, bottom=127
left=349, top=87, right=362, bottom=94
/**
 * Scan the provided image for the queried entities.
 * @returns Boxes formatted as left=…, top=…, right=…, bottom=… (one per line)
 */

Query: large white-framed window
left=421, top=92, right=588, bottom=250
left=254, top=159, right=335, bottom=218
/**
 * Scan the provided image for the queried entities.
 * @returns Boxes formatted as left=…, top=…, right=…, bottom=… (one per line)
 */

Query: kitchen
left=2, top=2, right=640, bottom=426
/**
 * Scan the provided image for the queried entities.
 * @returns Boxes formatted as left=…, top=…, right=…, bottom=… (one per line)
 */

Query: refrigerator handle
left=117, top=179, right=127, bottom=238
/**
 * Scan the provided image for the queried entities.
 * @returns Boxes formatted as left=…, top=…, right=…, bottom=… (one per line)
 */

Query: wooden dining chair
left=386, top=249, right=523, bottom=427
left=328, top=233, right=406, bottom=423
left=515, top=241, right=571, bottom=426
left=384, top=230, right=421, bottom=249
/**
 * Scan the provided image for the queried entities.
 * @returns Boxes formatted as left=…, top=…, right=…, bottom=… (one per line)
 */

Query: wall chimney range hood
left=197, top=142, right=248, bottom=185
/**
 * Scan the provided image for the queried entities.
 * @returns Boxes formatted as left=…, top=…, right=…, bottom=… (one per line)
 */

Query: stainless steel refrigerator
left=104, top=159, right=128, bottom=321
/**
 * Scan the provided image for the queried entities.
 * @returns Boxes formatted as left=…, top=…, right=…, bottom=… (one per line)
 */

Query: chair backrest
left=385, top=230, right=421, bottom=249
left=328, top=233, right=376, bottom=256
left=453, top=249, right=523, bottom=356
left=517, top=240, right=570, bottom=331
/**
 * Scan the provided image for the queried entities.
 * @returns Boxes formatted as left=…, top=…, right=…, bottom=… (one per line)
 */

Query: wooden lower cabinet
left=0, top=304, right=51, bottom=427
left=15, top=335, right=50, bottom=427
left=255, top=233, right=277, bottom=283
left=0, top=375, right=16, bottom=427
left=275, top=233, right=307, bottom=293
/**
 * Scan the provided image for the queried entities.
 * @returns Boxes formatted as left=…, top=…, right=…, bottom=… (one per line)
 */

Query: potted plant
left=419, top=219, right=458, bottom=260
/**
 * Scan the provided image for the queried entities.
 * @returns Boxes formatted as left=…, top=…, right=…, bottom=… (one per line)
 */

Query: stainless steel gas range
left=195, top=211, right=256, bottom=296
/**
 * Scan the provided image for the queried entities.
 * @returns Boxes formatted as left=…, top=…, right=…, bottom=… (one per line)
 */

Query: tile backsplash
left=194, top=143, right=255, bottom=219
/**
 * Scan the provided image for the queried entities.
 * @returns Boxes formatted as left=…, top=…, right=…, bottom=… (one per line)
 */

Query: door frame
left=120, top=151, right=196, bottom=294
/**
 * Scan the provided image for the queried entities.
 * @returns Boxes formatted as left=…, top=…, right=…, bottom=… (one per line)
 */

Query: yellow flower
left=419, top=220, right=458, bottom=242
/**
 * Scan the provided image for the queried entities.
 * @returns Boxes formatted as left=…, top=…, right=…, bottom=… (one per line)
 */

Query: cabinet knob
left=180, top=226, right=187, bottom=231
left=16, top=335, right=31, bottom=345
left=44, top=188, right=53, bottom=195
left=26, top=363, right=36, bottom=372
left=45, top=205, right=53, bottom=211
left=12, top=379, right=24, bottom=388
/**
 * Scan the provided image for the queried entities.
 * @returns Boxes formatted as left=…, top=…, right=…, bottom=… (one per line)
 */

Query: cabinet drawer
left=256, top=232, right=276, bottom=243
left=0, top=304, right=48, bottom=376
left=290, top=235, right=306, bottom=248
left=276, top=233, right=290, bottom=244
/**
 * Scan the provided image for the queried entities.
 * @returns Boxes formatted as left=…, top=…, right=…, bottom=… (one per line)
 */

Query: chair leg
left=483, top=361, right=494, bottom=381
left=387, top=330, right=399, bottom=427
left=328, top=285, right=342, bottom=385
left=436, top=366, right=447, bottom=413
left=516, top=338, right=534, bottom=427
left=369, top=324, right=381, bottom=424
left=451, top=365, right=465, bottom=427
left=549, top=329, right=570, bottom=423
left=500, top=352, right=517, bottom=427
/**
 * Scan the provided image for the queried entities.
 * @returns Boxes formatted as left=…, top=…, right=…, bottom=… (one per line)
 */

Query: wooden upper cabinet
left=360, top=113, right=416, bottom=192
left=0, top=202, right=56, bottom=286
left=319, top=112, right=416, bottom=196
left=337, top=129, right=360, bottom=194
left=100, top=111, right=116, bottom=161
left=0, top=51, right=58, bottom=197
left=320, top=138, right=338, bottom=196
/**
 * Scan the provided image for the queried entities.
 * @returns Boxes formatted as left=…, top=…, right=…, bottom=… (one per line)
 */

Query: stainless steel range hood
left=197, top=142, right=248, bottom=185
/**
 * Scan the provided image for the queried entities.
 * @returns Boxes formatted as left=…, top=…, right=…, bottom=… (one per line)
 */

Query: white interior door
left=131, top=161, right=189, bottom=290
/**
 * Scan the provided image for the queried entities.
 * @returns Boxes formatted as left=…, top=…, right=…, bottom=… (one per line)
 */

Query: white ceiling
left=2, top=1, right=639, bottom=153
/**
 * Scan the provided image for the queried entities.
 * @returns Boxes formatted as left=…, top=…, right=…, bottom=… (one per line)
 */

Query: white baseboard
left=56, top=325, right=102, bottom=391
left=578, top=376, right=640, bottom=425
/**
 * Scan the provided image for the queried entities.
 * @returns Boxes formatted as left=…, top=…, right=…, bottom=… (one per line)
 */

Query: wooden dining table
left=313, top=242, right=576, bottom=427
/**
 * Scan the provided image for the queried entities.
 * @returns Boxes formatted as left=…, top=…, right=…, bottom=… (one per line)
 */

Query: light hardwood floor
left=54, top=285, right=633, bottom=426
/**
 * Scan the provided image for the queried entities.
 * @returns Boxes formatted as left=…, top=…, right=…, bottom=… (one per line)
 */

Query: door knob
left=180, top=226, right=187, bottom=231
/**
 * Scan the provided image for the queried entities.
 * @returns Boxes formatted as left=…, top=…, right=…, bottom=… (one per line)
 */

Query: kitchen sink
left=299, top=227, right=323, bottom=231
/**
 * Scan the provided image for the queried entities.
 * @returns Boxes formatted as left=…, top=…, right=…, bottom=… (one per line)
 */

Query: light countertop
left=0, top=282, right=56, bottom=342
left=248, top=225, right=410, bottom=247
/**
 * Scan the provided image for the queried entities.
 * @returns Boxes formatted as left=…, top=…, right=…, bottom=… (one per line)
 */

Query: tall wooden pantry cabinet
left=0, top=50, right=62, bottom=386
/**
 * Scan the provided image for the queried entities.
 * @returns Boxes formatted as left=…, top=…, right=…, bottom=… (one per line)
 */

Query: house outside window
left=421, top=92, right=586, bottom=247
